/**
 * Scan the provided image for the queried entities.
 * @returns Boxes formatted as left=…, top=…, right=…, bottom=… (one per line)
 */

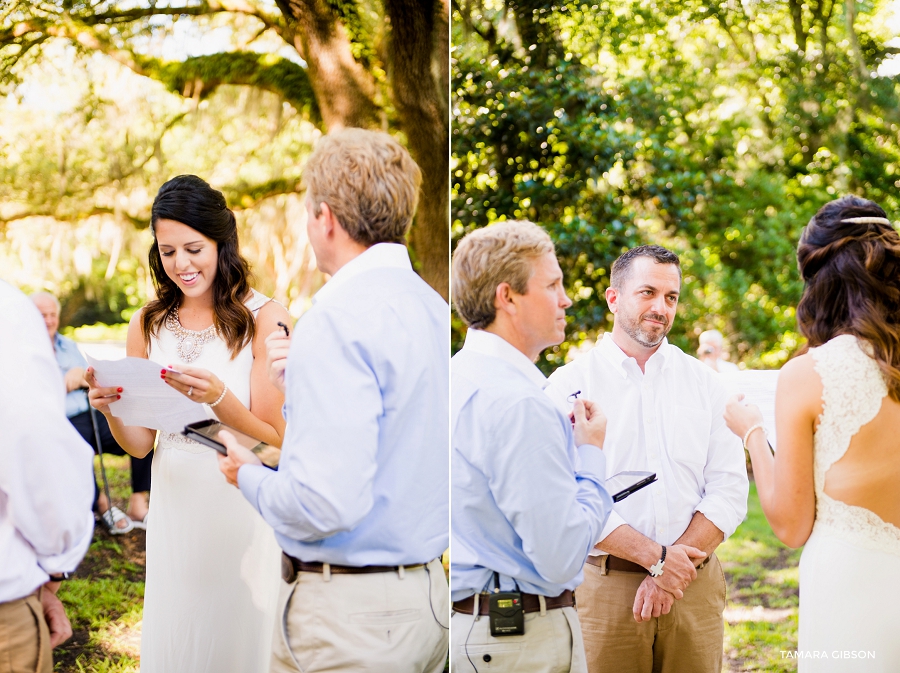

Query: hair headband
left=841, top=217, right=891, bottom=225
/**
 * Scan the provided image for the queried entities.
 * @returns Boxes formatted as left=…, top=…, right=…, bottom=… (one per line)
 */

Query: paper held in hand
left=85, top=354, right=209, bottom=434
left=717, top=369, right=781, bottom=451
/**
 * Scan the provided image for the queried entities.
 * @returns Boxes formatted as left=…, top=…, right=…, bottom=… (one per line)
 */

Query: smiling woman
left=83, top=174, right=292, bottom=673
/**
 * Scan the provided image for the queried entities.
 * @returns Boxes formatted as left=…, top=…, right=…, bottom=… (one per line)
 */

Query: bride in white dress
left=724, top=195, right=900, bottom=672
left=86, top=175, right=289, bottom=672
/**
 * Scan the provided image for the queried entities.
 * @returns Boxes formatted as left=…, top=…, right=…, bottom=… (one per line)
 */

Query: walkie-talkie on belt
left=488, top=572, right=525, bottom=636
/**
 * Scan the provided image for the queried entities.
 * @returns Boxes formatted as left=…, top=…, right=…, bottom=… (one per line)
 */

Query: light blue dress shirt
left=451, top=329, right=614, bottom=601
left=238, top=243, right=449, bottom=566
left=54, top=333, right=90, bottom=418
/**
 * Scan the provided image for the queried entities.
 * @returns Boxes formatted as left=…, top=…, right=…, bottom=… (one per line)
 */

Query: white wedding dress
left=140, top=290, right=282, bottom=672
left=799, top=334, right=900, bottom=671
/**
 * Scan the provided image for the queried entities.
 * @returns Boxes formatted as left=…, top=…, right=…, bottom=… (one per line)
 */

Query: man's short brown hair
left=452, top=221, right=555, bottom=329
left=609, top=244, right=681, bottom=289
left=305, top=128, right=422, bottom=246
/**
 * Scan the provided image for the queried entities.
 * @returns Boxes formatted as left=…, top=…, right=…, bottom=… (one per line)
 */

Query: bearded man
left=544, top=245, right=748, bottom=673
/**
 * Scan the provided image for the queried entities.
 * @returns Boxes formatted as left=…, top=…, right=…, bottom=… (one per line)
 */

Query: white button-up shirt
left=0, top=281, right=94, bottom=602
left=545, top=334, right=748, bottom=549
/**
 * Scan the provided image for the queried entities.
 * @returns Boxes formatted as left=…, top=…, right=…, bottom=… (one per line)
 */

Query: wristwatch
left=47, top=572, right=70, bottom=582
left=649, top=546, right=667, bottom=578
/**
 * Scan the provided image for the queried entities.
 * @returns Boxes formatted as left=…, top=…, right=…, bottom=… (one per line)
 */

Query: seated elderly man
left=30, top=292, right=151, bottom=532
left=697, top=329, right=739, bottom=373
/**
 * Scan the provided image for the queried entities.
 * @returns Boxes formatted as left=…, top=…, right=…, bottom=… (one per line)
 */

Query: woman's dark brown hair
left=796, top=195, right=900, bottom=401
left=141, top=175, right=255, bottom=359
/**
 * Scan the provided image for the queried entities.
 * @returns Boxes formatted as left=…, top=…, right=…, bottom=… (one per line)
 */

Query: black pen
left=277, top=321, right=290, bottom=337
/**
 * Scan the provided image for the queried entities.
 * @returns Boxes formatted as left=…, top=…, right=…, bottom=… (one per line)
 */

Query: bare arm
left=212, top=301, right=287, bottom=446
left=64, top=367, right=86, bottom=393
left=724, top=354, right=819, bottom=548
left=164, top=301, right=289, bottom=447
left=87, top=309, right=156, bottom=458
left=673, top=511, right=724, bottom=565
left=597, top=525, right=705, bottom=599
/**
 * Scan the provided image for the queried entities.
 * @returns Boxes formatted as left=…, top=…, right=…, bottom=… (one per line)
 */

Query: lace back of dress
left=811, top=334, right=900, bottom=555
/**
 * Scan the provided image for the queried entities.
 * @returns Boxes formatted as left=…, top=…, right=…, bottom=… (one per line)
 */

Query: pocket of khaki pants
left=24, top=595, right=48, bottom=673
left=348, top=608, right=421, bottom=625
left=462, top=643, right=523, bottom=670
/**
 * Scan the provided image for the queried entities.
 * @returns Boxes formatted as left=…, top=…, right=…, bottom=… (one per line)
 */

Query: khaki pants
left=271, top=558, right=449, bottom=673
left=576, top=554, right=725, bottom=673
left=450, top=603, right=587, bottom=673
left=0, top=592, right=52, bottom=673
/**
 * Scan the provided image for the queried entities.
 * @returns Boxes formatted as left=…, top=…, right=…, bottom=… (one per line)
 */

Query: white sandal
left=100, top=506, right=134, bottom=535
left=130, top=511, right=149, bottom=530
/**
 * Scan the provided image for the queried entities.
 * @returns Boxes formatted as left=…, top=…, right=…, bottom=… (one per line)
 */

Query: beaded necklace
left=165, top=307, right=217, bottom=363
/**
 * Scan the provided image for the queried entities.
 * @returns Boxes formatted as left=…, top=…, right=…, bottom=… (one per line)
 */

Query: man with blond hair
left=219, top=128, right=449, bottom=672
left=450, top=220, right=613, bottom=672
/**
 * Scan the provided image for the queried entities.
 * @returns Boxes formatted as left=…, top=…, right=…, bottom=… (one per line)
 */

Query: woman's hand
left=161, top=365, right=226, bottom=404
left=85, top=367, right=122, bottom=416
left=724, top=393, right=765, bottom=440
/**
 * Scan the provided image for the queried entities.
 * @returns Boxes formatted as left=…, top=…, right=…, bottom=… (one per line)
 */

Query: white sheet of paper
left=718, top=369, right=780, bottom=450
left=85, top=354, right=209, bottom=434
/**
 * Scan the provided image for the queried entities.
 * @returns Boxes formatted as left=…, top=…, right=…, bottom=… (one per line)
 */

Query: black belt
left=281, top=553, right=425, bottom=583
left=452, top=589, right=575, bottom=615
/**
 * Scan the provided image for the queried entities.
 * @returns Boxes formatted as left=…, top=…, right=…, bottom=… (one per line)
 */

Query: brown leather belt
left=586, top=554, right=711, bottom=573
left=281, top=553, right=424, bottom=583
left=452, top=589, right=575, bottom=616
left=586, top=554, right=648, bottom=574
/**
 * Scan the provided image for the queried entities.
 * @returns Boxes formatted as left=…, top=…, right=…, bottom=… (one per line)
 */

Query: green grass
left=54, top=455, right=144, bottom=673
left=718, top=481, right=802, bottom=672
left=56, top=464, right=795, bottom=671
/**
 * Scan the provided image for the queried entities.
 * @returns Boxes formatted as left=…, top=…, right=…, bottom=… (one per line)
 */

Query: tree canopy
left=0, top=0, right=450, bottom=311
left=452, top=0, right=900, bottom=370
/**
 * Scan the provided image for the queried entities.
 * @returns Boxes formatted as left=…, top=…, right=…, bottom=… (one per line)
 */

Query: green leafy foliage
left=453, top=0, right=900, bottom=371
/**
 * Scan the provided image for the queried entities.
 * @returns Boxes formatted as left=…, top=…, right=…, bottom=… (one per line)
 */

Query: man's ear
left=318, top=202, right=337, bottom=238
left=605, top=286, right=619, bottom=314
left=494, top=282, right=518, bottom=318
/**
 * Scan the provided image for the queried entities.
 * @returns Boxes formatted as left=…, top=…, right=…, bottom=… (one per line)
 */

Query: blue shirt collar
left=461, top=329, right=548, bottom=389
left=313, top=243, right=412, bottom=306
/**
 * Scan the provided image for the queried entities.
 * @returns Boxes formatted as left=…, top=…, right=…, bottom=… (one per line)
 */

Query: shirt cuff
left=695, top=496, right=744, bottom=540
left=575, top=444, right=606, bottom=481
left=37, top=514, right=94, bottom=575
left=238, top=464, right=272, bottom=514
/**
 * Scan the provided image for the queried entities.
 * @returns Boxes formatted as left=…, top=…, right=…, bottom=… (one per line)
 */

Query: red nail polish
left=117, top=387, right=123, bottom=392
left=161, top=369, right=166, bottom=374
left=117, top=395, right=121, bottom=399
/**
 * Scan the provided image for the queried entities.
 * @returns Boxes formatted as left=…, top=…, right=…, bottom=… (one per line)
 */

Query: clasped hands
left=632, top=543, right=707, bottom=623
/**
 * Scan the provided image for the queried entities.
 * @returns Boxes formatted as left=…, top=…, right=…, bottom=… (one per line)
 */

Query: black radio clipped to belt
left=488, top=572, right=524, bottom=636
